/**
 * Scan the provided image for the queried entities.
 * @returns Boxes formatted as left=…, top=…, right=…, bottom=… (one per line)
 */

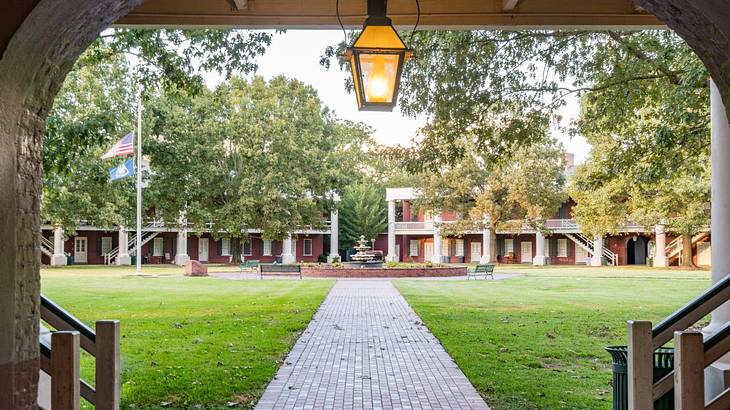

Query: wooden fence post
left=95, top=320, right=121, bottom=410
left=674, top=331, right=705, bottom=410
left=51, top=331, right=80, bottom=410
left=628, top=320, right=654, bottom=410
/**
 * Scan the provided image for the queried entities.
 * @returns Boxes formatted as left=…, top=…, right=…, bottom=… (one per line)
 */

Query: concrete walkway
left=256, top=280, right=489, bottom=410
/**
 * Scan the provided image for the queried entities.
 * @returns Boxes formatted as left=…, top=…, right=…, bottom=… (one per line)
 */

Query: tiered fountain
left=347, top=235, right=383, bottom=268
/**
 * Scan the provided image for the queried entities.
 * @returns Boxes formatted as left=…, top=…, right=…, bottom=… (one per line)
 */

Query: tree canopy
left=338, top=183, right=388, bottom=250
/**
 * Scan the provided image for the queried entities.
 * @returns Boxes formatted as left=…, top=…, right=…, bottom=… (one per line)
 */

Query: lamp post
left=342, top=0, right=413, bottom=111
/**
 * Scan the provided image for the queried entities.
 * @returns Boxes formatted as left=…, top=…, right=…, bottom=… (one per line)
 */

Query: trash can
left=66, top=255, right=73, bottom=265
left=605, top=346, right=674, bottom=410
left=130, top=255, right=136, bottom=265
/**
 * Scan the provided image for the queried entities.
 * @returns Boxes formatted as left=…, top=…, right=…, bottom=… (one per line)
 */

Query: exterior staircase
left=665, top=231, right=709, bottom=265
left=625, top=275, right=730, bottom=409
left=565, top=233, right=619, bottom=266
left=104, top=230, right=159, bottom=265
left=40, top=234, right=54, bottom=258
left=39, top=294, right=120, bottom=409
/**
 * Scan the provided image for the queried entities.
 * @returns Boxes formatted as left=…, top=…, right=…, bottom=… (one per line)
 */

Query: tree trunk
left=680, top=233, right=696, bottom=269
left=230, top=237, right=242, bottom=264
left=489, top=226, right=498, bottom=262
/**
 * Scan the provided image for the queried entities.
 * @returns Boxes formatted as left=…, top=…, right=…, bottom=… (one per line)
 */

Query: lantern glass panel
left=358, top=52, right=400, bottom=104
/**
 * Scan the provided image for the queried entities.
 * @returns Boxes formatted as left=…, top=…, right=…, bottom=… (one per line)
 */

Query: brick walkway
left=256, top=280, right=489, bottom=410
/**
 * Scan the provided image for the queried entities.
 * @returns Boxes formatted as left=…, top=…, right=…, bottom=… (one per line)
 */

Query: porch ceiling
left=116, top=0, right=663, bottom=29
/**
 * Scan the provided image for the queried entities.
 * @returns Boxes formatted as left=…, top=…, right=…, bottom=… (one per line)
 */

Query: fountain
left=347, top=235, right=383, bottom=268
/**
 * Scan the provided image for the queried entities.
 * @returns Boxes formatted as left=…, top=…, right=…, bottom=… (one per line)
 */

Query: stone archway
left=0, top=1, right=141, bottom=407
left=2, top=1, right=730, bottom=407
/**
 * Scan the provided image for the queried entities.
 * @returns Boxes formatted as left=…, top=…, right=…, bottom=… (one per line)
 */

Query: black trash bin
left=605, top=346, right=674, bottom=410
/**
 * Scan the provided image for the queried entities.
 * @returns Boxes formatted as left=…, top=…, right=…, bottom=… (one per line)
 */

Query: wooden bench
left=468, top=264, right=495, bottom=280
left=259, top=264, right=302, bottom=280
left=239, top=260, right=260, bottom=272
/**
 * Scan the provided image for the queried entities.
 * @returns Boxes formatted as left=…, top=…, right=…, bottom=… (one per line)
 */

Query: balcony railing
left=394, top=221, right=435, bottom=231
left=544, top=219, right=579, bottom=230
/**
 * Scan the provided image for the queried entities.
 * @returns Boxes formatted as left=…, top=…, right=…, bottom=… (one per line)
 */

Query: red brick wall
left=303, top=266, right=467, bottom=278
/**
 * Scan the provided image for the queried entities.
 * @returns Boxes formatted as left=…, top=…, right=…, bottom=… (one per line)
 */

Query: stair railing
left=627, top=274, right=730, bottom=409
left=40, top=294, right=120, bottom=409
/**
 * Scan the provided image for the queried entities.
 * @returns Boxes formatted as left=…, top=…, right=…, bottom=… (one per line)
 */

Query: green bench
left=468, top=264, right=495, bottom=280
left=260, top=264, right=302, bottom=280
left=239, top=260, right=260, bottom=272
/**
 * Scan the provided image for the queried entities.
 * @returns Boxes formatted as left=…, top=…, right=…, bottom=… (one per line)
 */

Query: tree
left=44, top=28, right=274, bottom=232
left=145, top=76, right=375, bottom=261
left=339, top=183, right=387, bottom=250
left=414, top=136, right=566, bottom=260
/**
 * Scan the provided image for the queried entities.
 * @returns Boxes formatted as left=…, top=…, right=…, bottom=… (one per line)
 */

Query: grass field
left=395, top=265, right=711, bottom=410
left=41, top=265, right=334, bottom=409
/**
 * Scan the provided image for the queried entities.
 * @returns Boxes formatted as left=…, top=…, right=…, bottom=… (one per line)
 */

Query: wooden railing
left=40, top=295, right=120, bottom=410
left=627, top=274, right=730, bottom=409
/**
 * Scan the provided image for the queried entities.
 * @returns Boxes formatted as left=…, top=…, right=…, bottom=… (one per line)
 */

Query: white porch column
left=590, top=236, right=603, bottom=267
left=653, top=224, right=667, bottom=268
left=328, top=209, right=339, bottom=263
left=174, top=229, right=189, bottom=266
left=386, top=200, right=397, bottom=262
left=117, top=228, right=131, bottom=265
left=282, top=233, right=296, bottom=264
left=704, top=79, right=730, bottom=399
left=480, top=225, right=492, bottom=264
left=51, top=226, right=67, bottom=266
left=533, top=231, right=547, bottom=266
left=431, top=212, right=443, bottom=264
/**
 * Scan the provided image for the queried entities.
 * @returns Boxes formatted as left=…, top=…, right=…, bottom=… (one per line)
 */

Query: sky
left=206, top=30, right=592, bottom=164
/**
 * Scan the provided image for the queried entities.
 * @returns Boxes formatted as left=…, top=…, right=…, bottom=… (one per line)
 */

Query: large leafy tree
left=338, top=183, right=388, bottom=250
left=566, top=31, right=709, bottom=267
left=145, top=76, right=375, bottom=261
left=414, top=137, right=566, bottom=260
left=44, top=29, right=273, bottom=233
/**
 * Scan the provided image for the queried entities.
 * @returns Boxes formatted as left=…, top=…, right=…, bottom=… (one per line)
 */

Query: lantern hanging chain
left=336, top=0, right=347, bottom=44
left=409, top=0, right=421, bottom=45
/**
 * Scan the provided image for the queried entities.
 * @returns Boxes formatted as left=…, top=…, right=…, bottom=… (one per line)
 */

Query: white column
left=328, top=209, right=339, bottom=263
left=431, top=212, right=443, bottom=264
left=480, top=226, right=492, bottom=264
left=116, top=228, right=131, bottom=265
left=386, top=200, right=397, bottom=262
left=174, top=229, right=189, bottom=266
left=590, top=236, right=603, bottom=267
left=282, top=233, right=296, bottom=264
left=51, top=226, right=67, bottom=266
left=653, top=223, right=667, bottom=268
left=533, top=231, right=546, bottom=265
left=704, top=79, right=730, bottom=399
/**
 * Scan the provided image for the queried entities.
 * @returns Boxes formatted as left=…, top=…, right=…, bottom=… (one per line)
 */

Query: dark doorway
left=626, top=237, right=647, bottom=265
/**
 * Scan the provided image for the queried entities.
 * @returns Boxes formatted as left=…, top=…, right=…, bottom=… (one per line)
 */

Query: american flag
left=101, top=132, right=135, bottom=159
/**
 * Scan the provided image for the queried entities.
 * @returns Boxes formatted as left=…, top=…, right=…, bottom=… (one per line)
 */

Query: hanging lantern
left=342, top=0, right=413, bottom=112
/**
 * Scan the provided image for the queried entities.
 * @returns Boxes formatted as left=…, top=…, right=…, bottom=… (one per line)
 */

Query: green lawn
left=395, top=265, right=711, bottom=410
left=41, top=265, right=334, bottom=409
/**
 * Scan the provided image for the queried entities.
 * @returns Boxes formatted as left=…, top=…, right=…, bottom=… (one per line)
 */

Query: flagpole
left=136, top=92, right=143, bottom=274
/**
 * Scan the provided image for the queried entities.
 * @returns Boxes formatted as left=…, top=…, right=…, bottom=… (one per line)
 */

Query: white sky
left=205, top=30, right=592, bottom=164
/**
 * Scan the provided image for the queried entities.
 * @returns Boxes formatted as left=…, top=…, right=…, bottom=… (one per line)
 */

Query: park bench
left=260, top=264, right=302, bottom=280
left=239, top=259, right=260, bottom=272
left=468, top=264, right=495, bottom=280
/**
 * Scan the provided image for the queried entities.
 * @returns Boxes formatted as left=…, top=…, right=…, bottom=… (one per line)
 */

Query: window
left=220, top=238, right=231, bottom=256
left=101, top=237, right=113, bottom=255
left=545, top=239, right=550, bottom=257
left=303, top=239, right=313, bottom=256
left=441, top=239, right=449, bottom=256
left=557, top=239, right=568, bottom=257
left=505, top=239, right=514, bottom=254
left=263, top=239, right=273, bottom=256
left=242, top=240, right=252, bottom=256
left=409, top=240, right=419, bottom=256
left=455, top=239, right=465, bottom=257
left=153, top=237, right=163, bottom=257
